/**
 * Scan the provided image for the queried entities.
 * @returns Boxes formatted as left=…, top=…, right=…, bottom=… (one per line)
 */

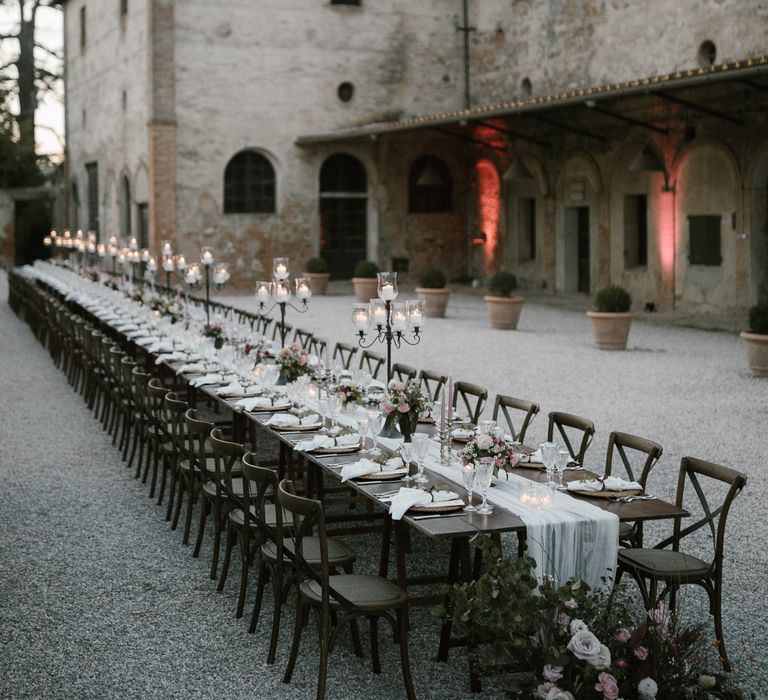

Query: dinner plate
left=569, top=487, right=642, bottom=499
left=410, top=500, right=465, bottom=514
left=271, top=422, right=323, bottom=432
left=357, top=468, right=408, bottom=481
left=313, top=442, right=362, bottom=454
left=248, top=400, right=292, bottom=413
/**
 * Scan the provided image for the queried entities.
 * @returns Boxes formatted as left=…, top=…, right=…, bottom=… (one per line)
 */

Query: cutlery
left=357, top=478, right=407, bottom=485
left=411, top=512, right=468, bottom=521
left=610, top=495, right=657, bottom=503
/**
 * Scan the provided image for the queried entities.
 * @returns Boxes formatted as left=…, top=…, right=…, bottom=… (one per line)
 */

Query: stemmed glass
left=461, top=462, right=477, bottom=512
left=399, top=442, right=414, bottom=480
left=475, top=458, right=495, bottom=515
left=540, top=441, right=559, bottom=490
left=366, top=411, right=383, bottom=456
left=411, top=433, right=430, bottom=484
left=357, top=412, right=370, bottom=448
left=554, top=448, right=569, bottom=490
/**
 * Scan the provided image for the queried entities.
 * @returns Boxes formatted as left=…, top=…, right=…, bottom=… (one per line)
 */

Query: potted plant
left=587, top=285, right=634, bottom=350
left=740, top=298, right=768, bottom=377
left=484, top=271, right=525, bottom=330
left=352, top=260, right=379, bottom=302
left=415, top=266, right=451, bottom=318
left=301, top=256, right=330, bottom=295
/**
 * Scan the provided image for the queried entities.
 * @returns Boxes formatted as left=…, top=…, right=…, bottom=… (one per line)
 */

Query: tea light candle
left=43, top=235, right=52, bottom=246
left=352, top=304, right=370, bottom=331
left=371, top=300, right=387, bottom=326
left=255, top=281, right=271, bottom=302
left=175, top=254, right=188, bottom=271
left=392, top=304, right=407, bottom=331
left=213, top=263, right=230, bottom=285
left=161, top=240, right=173, bottom=257
left=295, top=278, right=312, bottom=301
left=128, top=236, right=138, bottom=252
left=140, top=248, right=150, bottom=262
left=96, top=243, right=106, bottom=257
left=275, top=282, right=290, bottom=302
left=201, top=247, right=214, bottom=266
left=162, top=256, right=175, bottom=272
left=273, top=257, right=289, bottom=280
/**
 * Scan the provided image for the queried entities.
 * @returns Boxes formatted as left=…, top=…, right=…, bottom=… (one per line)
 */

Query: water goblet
left=540, top=441, right=559, bottom=490
left=366, top=411, right=383, bottom=456
left=475, top=457, right=495, bottom=515
left=461, top=462, right=477, bottom=512
left=399, top=442, right=415, bottom=481
left=554, top=448, right=569, bottom=490
left=412, top=433, right=430, bottom=484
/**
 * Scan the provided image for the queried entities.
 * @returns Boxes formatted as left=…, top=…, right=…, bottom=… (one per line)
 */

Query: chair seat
left=300, top=574, right=407, bottom=611
left=228, top=503, right=286, bottom=529
left=261, top=536, right=356, bottom=568
left=618, top=521, right=634, bottom=540
left=618, top=548, right=710, bottom=581
left=202, top=476, right=249, bottom=498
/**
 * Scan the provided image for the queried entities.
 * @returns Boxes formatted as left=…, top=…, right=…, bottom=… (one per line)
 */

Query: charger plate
left=271, top=421, right=323, bottom=432
left=569, top=487, right=642, bottom=499
left=410, top=500, right=465, bottom=514
left=357, top=467, right=408, bottom=481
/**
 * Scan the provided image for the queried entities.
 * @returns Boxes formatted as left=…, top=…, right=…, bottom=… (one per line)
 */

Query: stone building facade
left=62, top=0, right=768, bottom=314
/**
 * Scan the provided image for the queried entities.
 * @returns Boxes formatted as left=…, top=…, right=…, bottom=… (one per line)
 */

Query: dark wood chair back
left=453, top=380, right=488, bottom=424
left=417, top=368, right=447, bottom=402
left=391, top=363, right=417, bottom=382
left=547, top=411, right=595, bottom=465
left=332, top=342, right=358, bottom=369
left=492, top=395, right=539, bottom=443
left=359, top=350, right=385, bottom=379
left=604, top=431, right=663, bottom=488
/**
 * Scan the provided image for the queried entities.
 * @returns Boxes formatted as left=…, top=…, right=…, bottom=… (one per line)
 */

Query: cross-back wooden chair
left=144, top=377, right=171, bottom=500
left=615, top=456, right=747, bottom=671
left=255, top=315, right=273, bottom=337
left=547, top=411, right=595, bottom=466
left=161, top=391, right=188, bottom=522
left=391, top=362, right=417, bottom=383
left=130, top=366, right=151, bottom=476
left=278, top=479, right=415, bottom=699
left=452, top=380, right=488, bottom=424
left=309, top=336, right=328, bottom=361
left=293, top=327, right=314, bottom=350
left=492, top=395, right=539, bottom=443
left=272, top=321, right=293, bottom=345
left=358, top=350, right=385, bottom=379
left=417, top=368, right=447, bottom=402
left=332, top=342, right=358, bottom=370
left=604, top=431, right=663, bottom=547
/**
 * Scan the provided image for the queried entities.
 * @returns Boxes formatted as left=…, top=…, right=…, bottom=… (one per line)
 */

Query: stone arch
left=223, top=148, right=277, bottom=214
left=555, top=148, right=604, bottom=195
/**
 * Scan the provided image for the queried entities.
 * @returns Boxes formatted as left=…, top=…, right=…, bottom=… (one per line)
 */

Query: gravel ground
left=1, top=271, right=765, bottom=699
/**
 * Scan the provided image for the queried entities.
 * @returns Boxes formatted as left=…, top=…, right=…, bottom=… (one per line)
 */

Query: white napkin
left=115, top=323, right=138, bottom=332
left=452, top=427, right=474, bottom=440
left=178, top=362, right=206, bottom=374
left=156, top=351, right=187, bottom=365
left=523, top=448, right=543, bottom=463
left=267, top=413, right=320, bottom=428
left=127, top=329, right=152, bottom=340
left=190, top=373, right=225, bottom=387
left=294, top=433, right=360, bottom=452
left=367, top=379, right=386, bottom=391
left=235, top=396, right=274, bottom=411
left=340, top=456, right=404, bottom=482
left=389, top=487, right=462, bottom=520
left=566, top=476, right=642, bottom=493
left=146, top=339, right=174, bottom=353
left=215, top=381, right=248, bottom=396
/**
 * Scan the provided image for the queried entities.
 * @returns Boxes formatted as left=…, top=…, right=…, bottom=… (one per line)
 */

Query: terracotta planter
left=587, top=311, right=635, bottom=350
left=415, top=287, right=452, bottom=318
left=484, top=295, right=525, bottom=330
left=740, top=331, right=768, bottom=377
left=302, top=271, right=330, bottom=295
left=352, top=277, right=379, bottom=303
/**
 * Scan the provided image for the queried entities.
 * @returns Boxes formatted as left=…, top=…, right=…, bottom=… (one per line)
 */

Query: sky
left=0, top=3, right=64, bottom=158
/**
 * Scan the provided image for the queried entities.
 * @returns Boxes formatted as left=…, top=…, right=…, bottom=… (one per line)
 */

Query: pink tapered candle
left=447, top=377, right=453, bottom=420
left=440, top=394, right=446, bottom=431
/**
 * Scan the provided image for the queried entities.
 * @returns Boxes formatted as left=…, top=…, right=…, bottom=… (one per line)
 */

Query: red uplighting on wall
left=474, top=159, right=501, bottom=275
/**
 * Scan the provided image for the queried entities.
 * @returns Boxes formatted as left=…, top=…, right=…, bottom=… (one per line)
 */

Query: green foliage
left=353, top=260, right=379, bottom=278
left=488, top=270, right=518, bottom=297
left=0, top=120, right=44, bottom=188
left=304, top=256, right=329, bottom=274
left=594, top=284, right=632, bottom=313
left=748, top=298, right=768, bottom=335
left=418, top=266, right=447, bottom=289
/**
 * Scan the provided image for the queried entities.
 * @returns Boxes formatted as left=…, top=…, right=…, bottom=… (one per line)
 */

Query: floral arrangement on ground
left=439, top=535, right=744, bottom=700
left=277, top=342, right=315, bottom=382
left=462, top=432, right=519, bottom=477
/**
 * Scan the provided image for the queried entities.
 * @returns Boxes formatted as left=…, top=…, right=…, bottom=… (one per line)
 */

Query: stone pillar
left=147, top=0, right=177, bottom=251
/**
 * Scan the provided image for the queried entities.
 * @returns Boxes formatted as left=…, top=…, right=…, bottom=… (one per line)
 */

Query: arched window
left=320, top=153, right=367, bottom=193
left=409, top=155, right=452, bottom=213
left=224, top=150, right=276, bottom=213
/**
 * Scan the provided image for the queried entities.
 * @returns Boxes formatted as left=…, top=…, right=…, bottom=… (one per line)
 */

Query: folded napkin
left=267, top=413, right=320, bottom=428
left=215, top=380, right=249, bottom=396
left=452, top=427, right=474, bottom=440
left=389, top=488, right=462, bottom=520
left=146, top=340, right=174, bottom=353
left=367, top=379, right=386, bottom=391
left=155, top=351, right=187, bottom=365
left=294, top=433, right=360, bottom=452
left=566, top=476, right=642, bottom=493
left=235, top=396, right=275, bottom=411
left=340, top=456, right=403, bottom=482
left=522, top=448, right=543, bottom=463
left=190, top=373, right=225, bottom=387
left=177, top=362, right=206, bottom=374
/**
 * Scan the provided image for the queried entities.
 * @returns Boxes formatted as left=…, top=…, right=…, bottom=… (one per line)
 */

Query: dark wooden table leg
left=378, top=515, right=392, bottom=578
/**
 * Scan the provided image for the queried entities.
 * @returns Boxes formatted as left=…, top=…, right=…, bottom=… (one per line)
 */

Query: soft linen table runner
left=423, top=442, right=619, bottom=590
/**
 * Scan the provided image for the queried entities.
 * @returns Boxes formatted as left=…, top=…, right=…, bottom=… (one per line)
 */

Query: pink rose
left=383, top=402, right=395, bottom=414
left=556, top=612, right=571, bottom=631
left=614, top=628, right=631, bottom=643
left=563, top=598, right=578, bottom=610
left=567, top=629, right=611, bottom=669
left=536, top=683, right=553, bottom=699
left=634, top=645, right=648, bottom=660
left=594, top=671, right=619, bottom=700
left=397, top=402, right=410, bottom=413
left=543, top=665, right=563, bottom=682
left=615, top=658, right=628, bottom=668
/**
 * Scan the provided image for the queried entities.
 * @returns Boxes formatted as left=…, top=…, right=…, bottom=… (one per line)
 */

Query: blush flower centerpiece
left=461, top=431, right=519, bottom=477
left=276, top=341, right=315, bottom=384
left=381, top=378, right=429, bottom=442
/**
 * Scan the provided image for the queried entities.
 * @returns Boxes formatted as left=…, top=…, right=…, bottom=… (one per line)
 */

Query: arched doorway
left=319, top=153, right=367, bottom=279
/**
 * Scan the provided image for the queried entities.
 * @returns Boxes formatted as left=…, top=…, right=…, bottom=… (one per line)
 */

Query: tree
left=0, top=0, right=62, bottom=152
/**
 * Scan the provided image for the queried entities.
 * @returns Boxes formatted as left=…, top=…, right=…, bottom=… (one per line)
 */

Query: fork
left=610, top=495, right=656, bottom=503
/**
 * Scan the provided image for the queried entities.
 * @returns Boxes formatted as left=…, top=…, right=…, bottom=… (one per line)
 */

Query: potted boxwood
left=740, top=299, right=768, bottom=377
left=587, top=284, right=634, bottom=350
left=415, top=266, right=451, bottom=318
left=302, top=256, right=330, bottom=295
left=352, top=260, right=379, bottom=302
left=484, top=271, right=525, bottom=330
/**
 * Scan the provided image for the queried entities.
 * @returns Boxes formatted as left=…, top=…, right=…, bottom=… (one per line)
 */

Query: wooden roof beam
left=652, top=91, right=744, bottom=126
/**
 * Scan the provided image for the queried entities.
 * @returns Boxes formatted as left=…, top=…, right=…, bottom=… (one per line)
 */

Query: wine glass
left=366, top=411, right=383, bottom=456
left=540, top=441, right=559, bottom=489
left=357, top=412, right=370, bottom=447
left=554, top=448, right=569, bottom=490
left=461, top=463, right=477, bottom=512
left=411, top=433, right=430, bottom=484
left=400, top=442, right=414, bottom=481
left=475, top=458, right=495, bottom=515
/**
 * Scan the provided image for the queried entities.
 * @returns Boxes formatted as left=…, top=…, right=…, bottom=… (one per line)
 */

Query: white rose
left=476, top=434, right=493, bottom=450
left=567, top=630, right=611, bottom=669
left=638, top=677, right=658, bottom=698
left=698, top=675, right=716, bottom=689
left=545, top=688, right=575, bottom=700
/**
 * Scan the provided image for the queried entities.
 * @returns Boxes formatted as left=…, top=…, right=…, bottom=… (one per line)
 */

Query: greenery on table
left=418, top=266, right=447, bottom=289
left=488, top=271, right=518, bottom=297
left=594, top=285, right=632, bottom=313
left=304, top=256, right=329, bottom=274
left=439, top=535, right=744, bottom=699
left=747, top=299, right=768, bottom=335
left=353, top=260, right=379, bottom=278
